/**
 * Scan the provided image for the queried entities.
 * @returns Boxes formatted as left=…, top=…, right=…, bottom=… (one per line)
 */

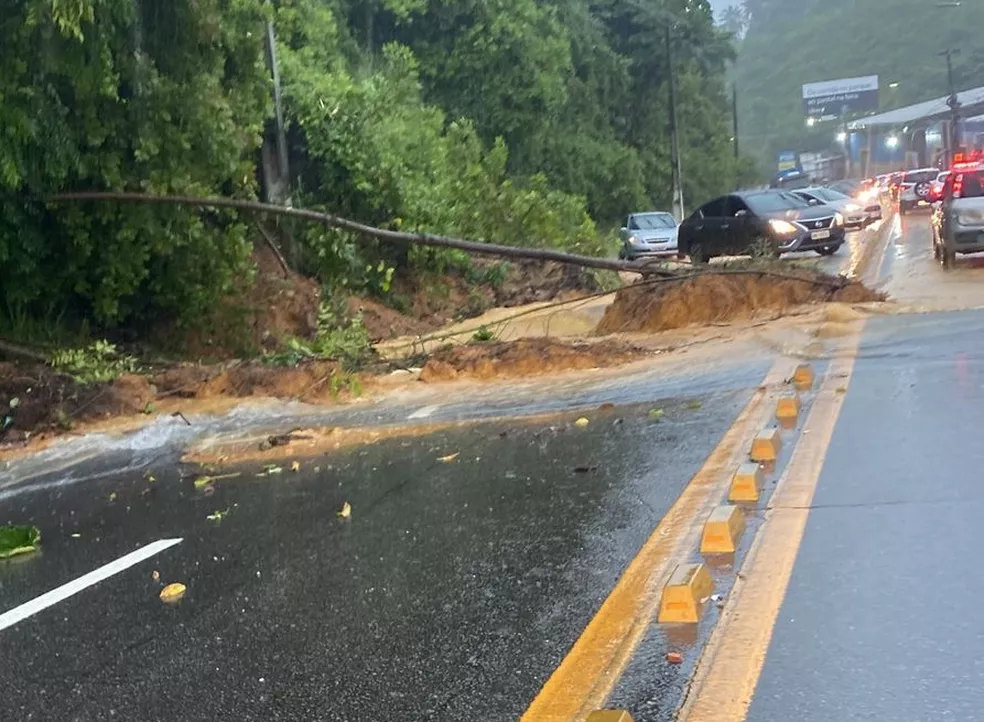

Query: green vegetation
left=49, top=340, right=139, bottom=384
left=0, top=524, right=41, bottom=559
left=1, top=0, right=745, bottom=353
left=734, top=0, right=984, bottom=167
left=264, top=301, right=372, bottom=369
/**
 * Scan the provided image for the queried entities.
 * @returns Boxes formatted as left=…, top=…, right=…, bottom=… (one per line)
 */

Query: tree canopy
left=0, top=0, right=743, bottom=340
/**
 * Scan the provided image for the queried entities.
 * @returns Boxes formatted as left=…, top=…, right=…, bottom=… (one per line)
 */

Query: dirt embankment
left=595, top=268, right=885, bottom=335
left=418, top=337, right=644, bottom=383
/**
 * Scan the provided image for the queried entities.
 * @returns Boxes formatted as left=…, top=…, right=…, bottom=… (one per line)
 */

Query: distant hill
left=734, top=0, right=984, bottom=166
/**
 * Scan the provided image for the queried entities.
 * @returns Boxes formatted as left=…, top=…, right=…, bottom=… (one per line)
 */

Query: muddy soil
left=419, top=337, right=645, bottom=383
left=595, top=267, right=885, bottom=335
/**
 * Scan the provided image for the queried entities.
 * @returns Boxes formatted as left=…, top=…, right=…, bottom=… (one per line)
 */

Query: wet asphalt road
left=746, top=215, right=984, bottom=720
left=0, top=384, right=755, bottom=721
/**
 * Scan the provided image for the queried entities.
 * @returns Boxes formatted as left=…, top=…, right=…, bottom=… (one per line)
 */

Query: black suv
left=677, top=190, right=846, bottom=264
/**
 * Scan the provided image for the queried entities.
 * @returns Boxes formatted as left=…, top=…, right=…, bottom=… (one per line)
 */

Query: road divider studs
left=750, top=428, right=782, bottom=462
left=587, top=711, right=636, bottom=722
left=658, top=563, right=714, bottom=624
left=700, top=505, right=747, bottom=555
left=775, top=393, right=801, bottom=423
left=729, top=462, right=763, bottom=502
left=792, top=364, right=815, bottom=391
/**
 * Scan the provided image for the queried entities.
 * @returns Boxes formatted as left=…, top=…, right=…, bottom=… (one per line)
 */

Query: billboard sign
left=777, top=150, right=798, bottom=172
left=802, top=75, right=879, bottom=118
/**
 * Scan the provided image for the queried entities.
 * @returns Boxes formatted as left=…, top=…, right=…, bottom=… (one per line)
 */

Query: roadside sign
left=777, top=151, right=798, bottom=172
left=802, top=75, right=879, bottom=118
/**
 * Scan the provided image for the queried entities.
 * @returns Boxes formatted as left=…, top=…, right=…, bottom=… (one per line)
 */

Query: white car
left=898, top=168, right=941, bottom=214
left=792, top=187, right=868, bottom=230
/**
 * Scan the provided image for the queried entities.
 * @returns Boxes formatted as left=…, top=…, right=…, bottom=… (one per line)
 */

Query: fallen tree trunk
left=48, top=191, right=660, bottom=275
left=0, top=338, right=48, bottom=363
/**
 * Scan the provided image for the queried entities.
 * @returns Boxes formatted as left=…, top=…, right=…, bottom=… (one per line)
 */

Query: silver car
left=931, top=163, right=984, bottom=268
left=618, top=212, right=678, bottom=260
left=792, top=187, right=868, bottom=230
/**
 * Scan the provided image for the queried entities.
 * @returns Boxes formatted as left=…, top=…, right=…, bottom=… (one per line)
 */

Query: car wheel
left=815, top=245, right=840, bottom=256
left=689, top=243, right=709, bottom=265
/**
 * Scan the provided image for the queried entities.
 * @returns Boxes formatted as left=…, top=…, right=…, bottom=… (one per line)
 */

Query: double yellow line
left=522, top=217, right=893, bottom=722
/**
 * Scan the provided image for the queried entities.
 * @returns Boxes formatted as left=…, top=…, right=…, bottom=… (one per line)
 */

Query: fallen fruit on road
left=0, top=524, right=41, bottom=560
left=666, top=652, right=683, bottom=664
left=159, top=583, right=187, bottom=604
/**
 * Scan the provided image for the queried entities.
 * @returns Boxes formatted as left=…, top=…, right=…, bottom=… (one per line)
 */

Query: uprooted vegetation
left=595, top=266, right=886, bottom=335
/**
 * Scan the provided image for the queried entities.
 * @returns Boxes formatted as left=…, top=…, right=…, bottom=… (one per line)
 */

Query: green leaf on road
left=648, top=408, right=665, bottom=421
left=0, top=524, right=41, bottom=560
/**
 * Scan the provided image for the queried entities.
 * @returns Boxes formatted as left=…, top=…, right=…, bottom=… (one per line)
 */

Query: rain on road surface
left=682, top=210, right=984, bottom=722
left=5, top=211, right=981, bottom=722
left=0, top=363, right=766, bottom=722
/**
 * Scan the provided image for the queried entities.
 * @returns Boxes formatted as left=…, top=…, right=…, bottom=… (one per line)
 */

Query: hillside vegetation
left=0, top=0, right=744, bottom=353
left=734, top=0, right=984, bottom=165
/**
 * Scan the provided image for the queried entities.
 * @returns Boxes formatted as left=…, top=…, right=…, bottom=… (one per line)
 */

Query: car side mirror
left=808, top=198, right=820, bottom=205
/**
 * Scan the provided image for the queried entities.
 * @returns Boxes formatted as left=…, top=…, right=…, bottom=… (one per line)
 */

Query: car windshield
left=810, top=188, right=848, bottom=202
left=745, top=191, right=810, bottom=214
left=904, top=170, right=938, bottom=183
left=628, top=213, right=675, bottom=230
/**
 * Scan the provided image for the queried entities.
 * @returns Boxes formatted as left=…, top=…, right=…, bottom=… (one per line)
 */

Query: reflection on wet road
left=745, top=307, right=984, bottom=721
left=0, top=390, right=753, bottom=721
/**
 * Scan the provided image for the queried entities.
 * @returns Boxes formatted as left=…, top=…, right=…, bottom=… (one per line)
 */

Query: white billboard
left=802, top=75, right=879, bottom=118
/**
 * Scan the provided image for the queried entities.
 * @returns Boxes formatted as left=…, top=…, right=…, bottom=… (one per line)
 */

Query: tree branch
left=0, top=338, right=48, bottom=363
left=47, top=191, right=661, bottom=275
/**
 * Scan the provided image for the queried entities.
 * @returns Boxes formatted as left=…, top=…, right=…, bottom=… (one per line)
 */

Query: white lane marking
left=0, top=538, right=183, bottom=633
left=408, top=404, right=440, bottom=420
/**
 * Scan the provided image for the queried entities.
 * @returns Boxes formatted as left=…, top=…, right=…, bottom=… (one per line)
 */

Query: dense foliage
left=734, top=0, right=984, bottom=167
left=0, top=0, right=742, bottom=340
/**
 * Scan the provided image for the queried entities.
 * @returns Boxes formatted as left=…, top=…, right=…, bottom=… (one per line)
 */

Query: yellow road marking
left=521, top=360, right=795, bottom=722
left=678, top=326, right=863, bottom=722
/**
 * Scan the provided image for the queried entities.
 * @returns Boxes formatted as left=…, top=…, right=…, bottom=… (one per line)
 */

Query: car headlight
left=957, top=212, right=984, bottom=225
left=628, top=235, right=640, bottom=244
left=769, top=219, right=798, bottom=235
left=844, top=203, right=861, bottom=212
left=833, top=212, right=844, bottom=226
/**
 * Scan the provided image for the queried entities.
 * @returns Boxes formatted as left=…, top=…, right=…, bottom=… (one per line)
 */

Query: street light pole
left=941, top=48, right=961, bottom=162
left=666, top=24, right=685, bottom=221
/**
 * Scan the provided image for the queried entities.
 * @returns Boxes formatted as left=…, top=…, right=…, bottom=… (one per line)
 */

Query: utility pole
left=732, top=83, right=740, bottom=161
left=666, top=24, right=685, bottom=221
left=940, top=48, right=961, bottom=163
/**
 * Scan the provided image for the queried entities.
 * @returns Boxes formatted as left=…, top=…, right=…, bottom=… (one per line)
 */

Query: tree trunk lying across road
left=48, top=191, right=663, bottom=276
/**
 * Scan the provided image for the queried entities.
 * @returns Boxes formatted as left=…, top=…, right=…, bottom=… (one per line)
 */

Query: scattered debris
left=649, top=408, right=665, bottom=421
left=159, top=582, right=187, bottom=604
left=206, top=508, right=231, bottom=523
left=573, top=465, right=599, bottom=474
left=437, top=452, right=460, bottom=463
left=0, top=524, right=41, bottom=559
left=666, top=652, right=684, bottom=665
left=194, top=472, right=242, bottom=489
left=291, top=461, right=301, bottom=473
left=574, top=417, right=590, bottom=428
left=108, top=492, right=117, bottom=502
left=152, top=569, right=161, bottom=583
left=337, top=501, right=352, bottom=519
left=685, top=400, right=703, bottom=411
